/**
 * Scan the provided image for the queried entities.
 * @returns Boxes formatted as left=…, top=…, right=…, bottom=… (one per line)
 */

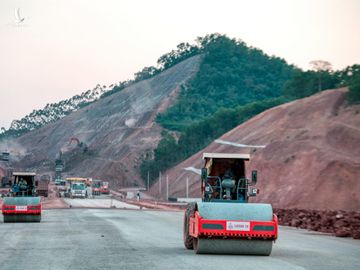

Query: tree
left=309, top=60, right=332, bottom=91
left=348, top=73, right=360, bottom=104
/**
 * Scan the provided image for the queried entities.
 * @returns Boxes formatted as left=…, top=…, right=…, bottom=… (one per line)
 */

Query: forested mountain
left=141, top=34, right=360, bottom=184
left=141, top=34, right=297, bottom=182
left=157, top=34, right=296, bottom=130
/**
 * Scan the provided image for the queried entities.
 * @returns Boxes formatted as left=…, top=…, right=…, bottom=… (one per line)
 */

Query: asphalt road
left=0, top=209, right=359, bottom=270
left=63, top=196, right=142, bottom=209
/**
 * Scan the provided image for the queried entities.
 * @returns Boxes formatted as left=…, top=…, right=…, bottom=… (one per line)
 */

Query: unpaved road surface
left=0, top=209, right=359, bottom=270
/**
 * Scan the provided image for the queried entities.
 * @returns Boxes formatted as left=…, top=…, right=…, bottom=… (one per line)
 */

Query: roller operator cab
left=2, top=172, right=42, bottom=223
left=183, top=153, right=278, bottom=255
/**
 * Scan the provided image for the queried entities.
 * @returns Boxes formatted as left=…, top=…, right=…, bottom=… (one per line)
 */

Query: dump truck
left=100, top=181, right=110, bottom=195
left=36, top=175, right=50, bottom=197
left=2, top=172, right=41, bottom=222
left=183, top=153, right=278, bottom=255
left=1, top=168, right=12, bottom=188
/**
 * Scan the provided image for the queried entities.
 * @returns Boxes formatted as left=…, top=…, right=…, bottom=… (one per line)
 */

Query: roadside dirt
left=275, top=208, right=360, bottom=239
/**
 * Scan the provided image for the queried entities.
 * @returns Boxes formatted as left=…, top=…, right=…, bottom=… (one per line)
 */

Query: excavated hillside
left=6, top=56, right=201, bottom=187
left=155, top=88, right=360, bottom=211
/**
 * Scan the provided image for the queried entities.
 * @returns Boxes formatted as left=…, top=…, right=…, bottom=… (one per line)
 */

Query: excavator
left=183, top=153, right=278, bottom=255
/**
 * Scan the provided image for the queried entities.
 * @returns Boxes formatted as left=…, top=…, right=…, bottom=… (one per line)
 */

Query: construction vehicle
left=0, top=151, right=12, bottom=187
left=183, top=153, right=278, bottom=255
left=70, top=182, right=87, bottom=198
left=1, top=168, right=12, bottom=188
left=55, top=151, right=64, bottom=181
left=2, top=172, right=41, bottom=222
left=36, top=175, right=50, bottom=197
left=92, top=180, right=101, bottom=196
left=100, top=181, right=110, bottom=195
left=0, top=152, right=10, bottom=161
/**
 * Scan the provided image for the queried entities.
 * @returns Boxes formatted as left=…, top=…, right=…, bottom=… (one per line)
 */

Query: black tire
left=3, top=215, right=12, bottom=223
left=183, top=202, right=196, bottom=249
left=193, top=237, right=199, bottom=254
left=33, top=215, right=41, bottom=223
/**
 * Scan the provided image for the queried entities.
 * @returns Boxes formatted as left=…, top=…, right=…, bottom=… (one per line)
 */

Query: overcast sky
left=0, top=0, right=359, bottom=129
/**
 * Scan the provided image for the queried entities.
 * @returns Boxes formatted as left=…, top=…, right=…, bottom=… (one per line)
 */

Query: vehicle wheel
left=183, top=202, right=196, bottom=249
left=30, top=215, right=41, bottom=222
left=3, top=215, right=12, bottom=223
left=193, top=237, right=199, bottom=253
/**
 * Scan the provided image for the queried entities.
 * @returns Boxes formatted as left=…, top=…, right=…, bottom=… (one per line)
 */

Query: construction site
left=0, top=83, right=359, bottom=269
left=1, top=1, right=360, bottom=268
left=1, top=132, right=359, bottom=269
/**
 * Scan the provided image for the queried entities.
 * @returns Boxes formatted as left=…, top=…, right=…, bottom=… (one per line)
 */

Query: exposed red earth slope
left=153, top=88, right=360, bottom=211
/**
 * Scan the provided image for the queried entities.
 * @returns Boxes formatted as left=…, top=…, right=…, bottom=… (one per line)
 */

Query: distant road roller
left=2, top=172, right=41, bottom=222
left=183, top=153, right=278, bottom=255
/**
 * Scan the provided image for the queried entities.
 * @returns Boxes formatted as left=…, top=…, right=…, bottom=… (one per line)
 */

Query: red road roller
left=2, top=172, right=42, bottom=222
left=183, top=153, right=278, bottom=255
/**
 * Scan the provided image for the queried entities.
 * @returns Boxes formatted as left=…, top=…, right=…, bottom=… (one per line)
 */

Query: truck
left=70, top=182, right=87, bottom=198
left=36, top=175, right=50, bottom=197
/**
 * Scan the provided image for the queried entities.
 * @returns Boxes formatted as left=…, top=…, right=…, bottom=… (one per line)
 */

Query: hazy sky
left=0, top=0, right=359, bottom=129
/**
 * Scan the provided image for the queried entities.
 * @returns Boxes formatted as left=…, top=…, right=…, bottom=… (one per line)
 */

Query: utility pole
left=147, top=171, right=150, bottom=191
left=166, top=175, right=169, bottom=201
left=186, top=177, right=189, bottom=198
left=159, top=171, right=162, bottom=196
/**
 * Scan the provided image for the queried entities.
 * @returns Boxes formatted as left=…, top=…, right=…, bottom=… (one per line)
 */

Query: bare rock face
left=158, top=88, right=360, bottom=211
left=9, top=56, right=201, bottom=187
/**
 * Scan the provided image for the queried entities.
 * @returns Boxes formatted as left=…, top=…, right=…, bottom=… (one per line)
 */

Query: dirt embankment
left=8, top=56, right=201, bottom=188
left=154, top=88, right=360, bottom=211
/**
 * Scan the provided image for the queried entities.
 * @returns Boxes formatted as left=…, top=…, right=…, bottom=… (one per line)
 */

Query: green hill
left=157, top=34, right=296, bottom=130
left=141, top=34, right=297, bottom=182
left=140, top=34, right=359, bottom=184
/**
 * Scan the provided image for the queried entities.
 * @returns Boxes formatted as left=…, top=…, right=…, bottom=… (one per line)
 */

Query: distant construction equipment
left=55, top=151, right=64, bottom=181
left=1, top=151, right=13, bottom=188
